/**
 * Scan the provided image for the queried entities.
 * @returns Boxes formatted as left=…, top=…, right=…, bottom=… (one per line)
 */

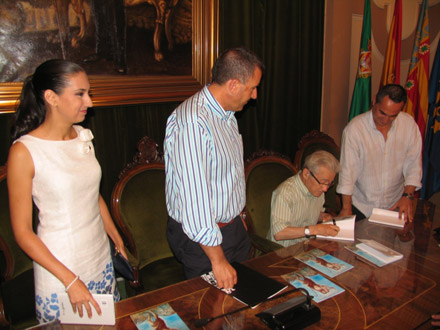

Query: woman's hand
left=66, top=278, right=101, bottom=318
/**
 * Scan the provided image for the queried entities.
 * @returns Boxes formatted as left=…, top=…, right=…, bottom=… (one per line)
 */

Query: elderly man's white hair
left=303, top=150, right=341, bottom=174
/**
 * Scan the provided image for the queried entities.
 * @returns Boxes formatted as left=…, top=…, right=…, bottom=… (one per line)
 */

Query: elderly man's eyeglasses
left=309, top=170, right=334, bottom=187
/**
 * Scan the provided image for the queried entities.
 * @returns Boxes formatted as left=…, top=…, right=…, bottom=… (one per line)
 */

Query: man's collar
left=298, top=171, right=315, bottom=198
left=202, top=85, right=234, bottom=120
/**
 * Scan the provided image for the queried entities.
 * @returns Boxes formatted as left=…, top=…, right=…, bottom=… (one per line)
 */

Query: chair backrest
left=0, top=166, right=33, bottom=281
left=245, top=151, right=297, bottom=238
left=293, top=130, right=341, bottom=214
left=293, top=130, right=340, bottom=170
left=111, top=137, right=173, bottom=270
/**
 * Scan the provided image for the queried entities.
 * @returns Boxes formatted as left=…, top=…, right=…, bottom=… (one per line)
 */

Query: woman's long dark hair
left=11, top=59, right=85, bottom=140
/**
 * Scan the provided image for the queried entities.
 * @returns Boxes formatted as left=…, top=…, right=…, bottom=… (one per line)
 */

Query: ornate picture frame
left=0, top=0, right=218, bottom=114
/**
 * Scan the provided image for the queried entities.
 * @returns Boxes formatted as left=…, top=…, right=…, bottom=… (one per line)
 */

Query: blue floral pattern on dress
left=35, top=261, right=119, bottom=324
left=35, top=293, right=59, bottom=323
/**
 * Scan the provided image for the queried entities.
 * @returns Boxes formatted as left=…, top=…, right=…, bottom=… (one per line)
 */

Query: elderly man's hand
left=312, top=224, right=340, bottom=237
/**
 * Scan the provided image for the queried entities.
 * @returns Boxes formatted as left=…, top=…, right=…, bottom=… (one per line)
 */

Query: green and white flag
left=348, top=0, right=372, bottom=121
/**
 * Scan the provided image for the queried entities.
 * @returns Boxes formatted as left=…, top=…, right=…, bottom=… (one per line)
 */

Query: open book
left=368, top=208, right=404, bottom=228
left=345, top=239, right=403, bottom=267
left=316, top=215, right=355, bottom=241
left=201, top=262, right=287, bottom=308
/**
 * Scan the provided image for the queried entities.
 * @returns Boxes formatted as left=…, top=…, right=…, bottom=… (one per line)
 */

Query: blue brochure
left=294, top=248, right=354, bottom=277
left=282, top=267, right=345, bottom=303
left=130, top=303, right=189, bottom=330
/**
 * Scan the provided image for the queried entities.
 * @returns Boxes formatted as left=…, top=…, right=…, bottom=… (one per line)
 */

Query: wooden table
left=34, top=199, right=440, bottom=329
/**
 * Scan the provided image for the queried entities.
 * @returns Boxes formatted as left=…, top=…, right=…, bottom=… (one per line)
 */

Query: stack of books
left=345, top=239, right=403, bottom=267
left=368, top=208, right=405, bottom=228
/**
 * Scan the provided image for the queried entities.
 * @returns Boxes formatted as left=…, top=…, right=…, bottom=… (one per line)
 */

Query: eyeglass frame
left=307, top=168, right=334, bottom=187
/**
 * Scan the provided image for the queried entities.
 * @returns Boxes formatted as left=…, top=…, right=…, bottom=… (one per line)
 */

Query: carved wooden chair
left=244, top=150, right=298, bottom=257
left=0, top=165, right=37, bottom=329
left=293, top=130, right=341, bottom=214
left=111, top=136, right=185, bottom=295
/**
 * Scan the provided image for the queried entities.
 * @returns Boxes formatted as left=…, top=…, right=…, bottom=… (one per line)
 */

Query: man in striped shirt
left=268, top=151, right=341, bottom=247
left=165, top=47, right=263, bottom=290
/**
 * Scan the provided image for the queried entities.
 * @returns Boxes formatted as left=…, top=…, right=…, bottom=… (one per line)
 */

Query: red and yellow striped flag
left=379, top=0, right=402, bottom=88
left=404, top=0, right=429, bottom=142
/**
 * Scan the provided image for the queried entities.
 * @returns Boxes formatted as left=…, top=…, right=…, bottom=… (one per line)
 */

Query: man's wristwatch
left=402, top=192, right=414, bottom=200
left=304, top=226, right=311, bottom=238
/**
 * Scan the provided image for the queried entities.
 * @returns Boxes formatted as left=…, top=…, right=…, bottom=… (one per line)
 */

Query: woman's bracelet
left=65, top=275, right=79, bottom=292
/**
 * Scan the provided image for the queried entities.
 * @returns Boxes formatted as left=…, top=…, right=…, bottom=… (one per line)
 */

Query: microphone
left=193, top=288, right=310, bottom=328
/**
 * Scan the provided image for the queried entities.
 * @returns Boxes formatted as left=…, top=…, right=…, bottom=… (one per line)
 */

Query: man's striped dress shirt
left=164, top=86, right=246, bottom=246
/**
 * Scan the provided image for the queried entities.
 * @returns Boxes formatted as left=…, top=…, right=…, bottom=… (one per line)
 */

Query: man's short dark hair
left=211, top=47, right=264, bottom=85
left=376, top=84, right=407, bottom=105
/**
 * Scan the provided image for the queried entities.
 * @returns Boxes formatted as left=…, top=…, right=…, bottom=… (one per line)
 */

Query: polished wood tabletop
left=34, top=199, right=440, bottom=329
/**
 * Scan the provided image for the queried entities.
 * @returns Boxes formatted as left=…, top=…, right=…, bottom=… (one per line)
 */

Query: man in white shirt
left=337, top=84, right=422, bottom=222
left=268, top=150, right=341, bottom=247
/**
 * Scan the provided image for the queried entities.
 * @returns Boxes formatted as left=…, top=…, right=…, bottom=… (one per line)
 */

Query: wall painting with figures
left=0, top=0, right=192, bottom=81
left=0, top=0, right=220, bottom=112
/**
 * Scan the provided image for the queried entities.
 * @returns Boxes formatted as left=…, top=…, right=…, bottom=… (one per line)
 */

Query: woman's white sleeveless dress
left=15, top=125, right=119, bottom=323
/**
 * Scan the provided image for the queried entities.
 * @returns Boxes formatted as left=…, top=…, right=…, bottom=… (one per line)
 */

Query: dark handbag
left=110, top=241, right=135, bottom=281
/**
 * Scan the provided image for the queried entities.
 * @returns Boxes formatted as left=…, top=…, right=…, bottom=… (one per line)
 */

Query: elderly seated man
left=267, top=150, right=341, bottom=247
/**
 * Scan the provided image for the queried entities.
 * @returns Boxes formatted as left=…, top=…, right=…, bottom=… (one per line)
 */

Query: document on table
left=58, top=293, right=115, bottom=325
left=316, top=215, right=355, bottom=241
left=368, top=208, right=404, bottom=228
left=345, top=239, right=403, bottom=267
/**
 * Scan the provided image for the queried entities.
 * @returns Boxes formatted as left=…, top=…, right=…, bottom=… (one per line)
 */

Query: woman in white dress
left=7, top=59, right=128, bottom=324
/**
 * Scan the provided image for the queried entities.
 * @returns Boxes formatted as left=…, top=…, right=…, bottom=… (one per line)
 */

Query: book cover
left=282, top=267, right=345, bottom=303
left=345, top=239, right=403, bottom=267
left=58, top=293, right=115, bottom=325
left=316, top=215, right=356, bottom=241
left=368, top=208, right=404, bottom=228
left=344, top=244, right=387, bottom=267
left=356, top=239, right=403, bottom=264
left=294, top=248, right=354, bottom=278
left=201, top=262, right=287, bottom=308
left=130, top=303, right=189, bottom=330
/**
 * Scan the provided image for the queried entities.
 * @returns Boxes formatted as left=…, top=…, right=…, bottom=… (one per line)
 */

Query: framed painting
left=0, top=0, right=218, bottom=113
